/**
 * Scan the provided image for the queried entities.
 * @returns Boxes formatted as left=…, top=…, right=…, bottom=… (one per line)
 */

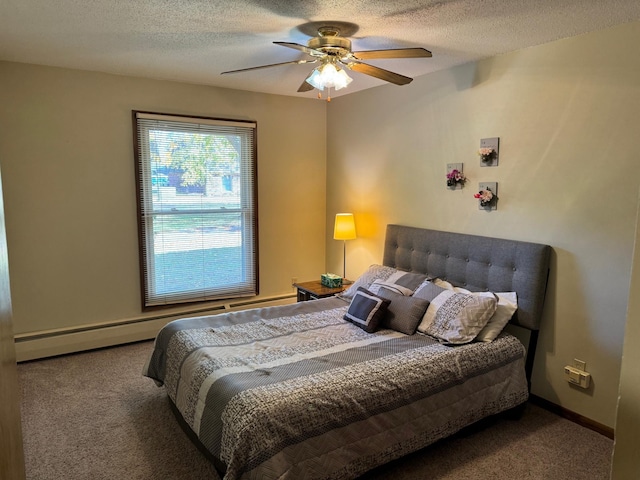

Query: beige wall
left=326, top=21, right=640, bottom=428
left=0, top=62, right=327, bottom=336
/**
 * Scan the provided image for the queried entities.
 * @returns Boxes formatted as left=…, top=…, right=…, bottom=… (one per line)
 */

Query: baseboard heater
left=14, top=294, right=296, bottom=362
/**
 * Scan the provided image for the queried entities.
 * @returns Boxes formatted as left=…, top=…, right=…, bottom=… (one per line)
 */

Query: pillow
left=475, top=292, right=518, bottom=342
left=383, top=270, right=429, bottom=291
left=412, top=280, right=447, bottom=302
left=377, top=287, right=429, bottom=335
left=417, top=290, right=497, bottom=344
left=368, top=279, right=413, bottom=296
left=432, top=278, right=455, bottom=289
left=340, top=265, right=429, bottom=300
left=339, top=264, right=399, bottom=300
left=343, top=287, right=391, bottom=333
left=431, top=279, right=518, bottom=342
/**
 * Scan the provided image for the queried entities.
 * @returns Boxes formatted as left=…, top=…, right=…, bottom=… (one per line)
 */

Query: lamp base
left=342, top=278, right=354, bottom=285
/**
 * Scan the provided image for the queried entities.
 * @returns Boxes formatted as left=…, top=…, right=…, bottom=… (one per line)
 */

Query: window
left=133, top=112, right=258, bottom=308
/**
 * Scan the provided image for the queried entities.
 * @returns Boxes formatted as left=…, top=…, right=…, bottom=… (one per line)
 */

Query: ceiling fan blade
left=352, top=47, right=432, bottom=60
left=274, top=41, right=324, bottom=57
left=221, top=59, right=315, bottom=75
left=297, top=79, right=315, bottom=92
left=348, top=62, right=413, bottom=85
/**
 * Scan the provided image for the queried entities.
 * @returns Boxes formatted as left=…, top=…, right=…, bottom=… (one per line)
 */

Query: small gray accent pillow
left=343, top=287, right=391, bottom=333
left=377, top=287, right=430, bottom=335
left=417, top=290, right=497, bottom=344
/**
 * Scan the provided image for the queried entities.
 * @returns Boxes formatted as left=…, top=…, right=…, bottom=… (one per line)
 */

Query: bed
left=144, top=224, right=551, bottom=480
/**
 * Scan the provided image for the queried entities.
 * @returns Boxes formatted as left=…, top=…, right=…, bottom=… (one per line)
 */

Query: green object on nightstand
left=321, top=273, right=343, bottom=288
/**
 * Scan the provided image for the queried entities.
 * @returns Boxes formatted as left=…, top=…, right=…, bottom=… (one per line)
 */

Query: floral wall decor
left=446, top=163, right=465, bottom=189
left=475, top=182, right=498, bottom=210
left=479, top=137, right=499, bottom=167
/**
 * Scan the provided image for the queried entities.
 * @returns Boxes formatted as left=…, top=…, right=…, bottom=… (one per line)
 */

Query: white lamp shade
left=306, top=63, right=353, bottom=91
left=333, top=213, right=356, bottom=240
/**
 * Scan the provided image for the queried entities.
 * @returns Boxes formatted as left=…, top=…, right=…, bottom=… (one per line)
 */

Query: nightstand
left=293, top=280, right=345, bottom=302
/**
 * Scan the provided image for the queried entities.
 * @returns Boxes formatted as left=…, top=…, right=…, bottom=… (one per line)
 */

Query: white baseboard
left=15, top=295, right=296, bottom=362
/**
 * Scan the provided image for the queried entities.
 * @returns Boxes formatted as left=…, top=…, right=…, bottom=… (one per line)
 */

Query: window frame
left=132, top=110, right=259, bottom=310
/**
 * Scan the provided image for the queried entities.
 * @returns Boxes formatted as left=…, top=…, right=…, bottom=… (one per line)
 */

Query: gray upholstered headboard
left=382, top=224, right=551, bottom=332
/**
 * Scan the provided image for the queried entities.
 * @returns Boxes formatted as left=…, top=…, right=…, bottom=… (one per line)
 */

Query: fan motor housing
left=308, top=35, right=352, bottom=56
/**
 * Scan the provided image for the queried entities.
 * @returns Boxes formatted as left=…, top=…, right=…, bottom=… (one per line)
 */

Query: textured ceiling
left=1, top=0, right=640, bottom=98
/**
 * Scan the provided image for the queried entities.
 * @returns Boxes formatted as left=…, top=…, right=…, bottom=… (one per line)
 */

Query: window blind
left=133, top=111, right=258, bottom=307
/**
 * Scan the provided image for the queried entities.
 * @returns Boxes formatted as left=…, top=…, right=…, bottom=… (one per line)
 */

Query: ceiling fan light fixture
left=305, top=62, right=352, bottom=91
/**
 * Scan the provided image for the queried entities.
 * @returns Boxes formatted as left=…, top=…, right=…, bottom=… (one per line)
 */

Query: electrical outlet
left=565, top=365, right=591, bottom=389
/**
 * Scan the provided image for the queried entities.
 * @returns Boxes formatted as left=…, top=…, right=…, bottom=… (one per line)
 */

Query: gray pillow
left=368, top=279, right=414, bottom=296
left=343, top=287, right=391, bottom=333
left=377, top=287, right=430, bottom=335
left=412, top=280, right=447, bottom=302
left=340, top=264, right=398, bottom=300
left=384, top=270, right=429, bottom=291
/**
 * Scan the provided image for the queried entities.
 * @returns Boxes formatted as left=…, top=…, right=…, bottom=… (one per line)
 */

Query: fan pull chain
left=316, top=88, right=332, bottom=102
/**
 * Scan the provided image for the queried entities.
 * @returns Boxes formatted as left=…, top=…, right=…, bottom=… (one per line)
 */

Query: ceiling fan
left=221, top=24, right=432, bottom=98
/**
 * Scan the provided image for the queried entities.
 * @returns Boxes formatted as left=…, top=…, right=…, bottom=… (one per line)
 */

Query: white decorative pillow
left=417, top=290, right=497, bottom=344
left=431, top=279, right=518, bottom=342
left=475, top=292, right=518, bottom=342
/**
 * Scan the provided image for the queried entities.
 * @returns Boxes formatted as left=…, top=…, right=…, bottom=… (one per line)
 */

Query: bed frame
left=382, top=224, right=551, bottom=386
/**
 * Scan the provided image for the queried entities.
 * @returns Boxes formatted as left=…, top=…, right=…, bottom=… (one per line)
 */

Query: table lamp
left=333, top=213, right=356, bottom=282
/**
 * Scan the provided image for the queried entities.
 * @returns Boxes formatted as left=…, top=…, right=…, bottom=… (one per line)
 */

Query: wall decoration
left=479, top=137, right=499, bottom=167
left=446, top=163, right=465, bottom=189
left=475, top=182, right=498, bottom=210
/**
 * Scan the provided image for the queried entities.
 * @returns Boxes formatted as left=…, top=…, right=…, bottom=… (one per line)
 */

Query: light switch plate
left=573, top=359, right=587, bottom=371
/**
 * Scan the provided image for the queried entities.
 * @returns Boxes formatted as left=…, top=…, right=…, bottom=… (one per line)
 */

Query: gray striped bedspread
left=144, top=297, right=529, bottom=480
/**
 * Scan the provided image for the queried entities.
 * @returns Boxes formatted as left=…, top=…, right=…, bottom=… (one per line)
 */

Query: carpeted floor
left=18, top=340, right=613, bottom=480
